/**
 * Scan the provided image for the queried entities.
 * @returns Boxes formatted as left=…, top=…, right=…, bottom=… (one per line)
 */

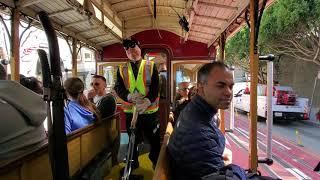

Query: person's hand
left=87, top=89, right=96, bottom=99
left=169, top=112, right=174, bottom=123
left=223, top=148, right=232, bottom=165
left=136, top=98, right=151, bottom=114
left=178, top=97, right=188, bottom=104
left=127, top=92, right=143, bottom=103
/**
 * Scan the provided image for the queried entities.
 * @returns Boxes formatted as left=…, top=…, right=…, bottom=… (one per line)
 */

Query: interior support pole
left=249, top=0, right=259, bottom=171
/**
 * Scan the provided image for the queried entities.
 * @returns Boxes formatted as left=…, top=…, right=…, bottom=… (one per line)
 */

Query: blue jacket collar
left=192, top=94, right=218, bottom=120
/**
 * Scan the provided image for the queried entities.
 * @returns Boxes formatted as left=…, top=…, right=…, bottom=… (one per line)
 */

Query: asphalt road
left=257, top=119, right=320, bottom=155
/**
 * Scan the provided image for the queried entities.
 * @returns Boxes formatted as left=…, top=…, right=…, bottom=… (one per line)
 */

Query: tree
left=225, top=27, right=268, bottom=83
left=225, top=27, right=250, bottom=72
left=225, top=0, right=320, bottom=84
left=260, top=0, right=320, bottom=66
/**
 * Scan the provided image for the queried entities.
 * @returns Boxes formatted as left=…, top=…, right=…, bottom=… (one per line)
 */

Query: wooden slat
left=67, top=138, right=81, bottom=176
left=81, top=126, right=107, bottom=166
left=0, top=169, right=19, bottom=180
left=0, top=113, right=121, bottom=180
left=20, top=153, right=52, bottom=180
left=198, top=2, right=238, bottom=11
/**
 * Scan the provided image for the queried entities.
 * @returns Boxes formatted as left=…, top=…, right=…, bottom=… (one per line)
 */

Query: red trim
left=102, top=30, right=216, bottom=62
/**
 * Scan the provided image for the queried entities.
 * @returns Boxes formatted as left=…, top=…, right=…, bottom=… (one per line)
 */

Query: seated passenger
left=64, top=77, right=99, bottom=134
left=173, top=82, right=190, bottom=123
left=0, top=64, right=6, bottom=80
left=158, top=63, right=167, bottom=99
left=168, top=62, right=235, bottom=180
left=0, top=80, right=46, bottom=159
left=87, top=75, right=108, bottom=104
left=20, top=76, right=43, bottom=94
left=188, top=86, right=197, bottom=100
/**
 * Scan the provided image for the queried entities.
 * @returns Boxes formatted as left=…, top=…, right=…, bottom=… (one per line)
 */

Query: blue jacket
left=168, top=95, right=225, bottom=180
left=64, top=100, right=96, bottom=134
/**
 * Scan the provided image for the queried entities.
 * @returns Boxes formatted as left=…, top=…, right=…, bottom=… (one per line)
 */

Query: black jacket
left=168, top=95, right=225, bottom=180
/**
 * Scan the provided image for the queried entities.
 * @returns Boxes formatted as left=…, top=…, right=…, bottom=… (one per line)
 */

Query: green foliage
left=225, top=27, right=250, bottom=72
left=259, top=0, right=317, bottom=46
left=225, top=0, right=320, bottom=72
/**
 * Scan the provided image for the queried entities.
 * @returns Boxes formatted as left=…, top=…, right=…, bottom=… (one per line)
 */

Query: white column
left=266, top=61, right=273, bottom=159
left=230, top=69, right=235, bottom=130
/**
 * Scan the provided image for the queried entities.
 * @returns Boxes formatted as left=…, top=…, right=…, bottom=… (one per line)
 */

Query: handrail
left=38, top=11, right=69, bottom=179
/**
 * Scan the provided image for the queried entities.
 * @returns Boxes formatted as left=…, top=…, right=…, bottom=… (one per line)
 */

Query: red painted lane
left=236, top=117, right=320, bottom=179
left=224, top=111, right=320, bottom=179
left=234, top=119, right=318, bottom=179
left=227, top=127, right=296, bottom=179
left=226, top=134, right=249, bottom=168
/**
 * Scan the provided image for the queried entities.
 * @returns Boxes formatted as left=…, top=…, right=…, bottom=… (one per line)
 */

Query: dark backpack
left=201, top=164, right=247, bottom=180
left=246, top=170, right=282, bottom=180
left=201, top=164, right=281, bottom=180
left=96, top=94, right=116, bottom=119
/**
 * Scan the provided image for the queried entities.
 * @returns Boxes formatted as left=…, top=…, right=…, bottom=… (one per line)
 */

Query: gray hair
left=197, top=61, right=230, bottom=84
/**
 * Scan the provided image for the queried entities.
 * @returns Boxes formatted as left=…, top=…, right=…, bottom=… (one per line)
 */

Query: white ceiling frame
left=184, top=0, right=199, bottom=42
left=198, top=1, right=238, bottom=11
left=192, top=23, right=221, bottom=30
left=110, top=0, right=134, bottom=6
left=125, top=13, right=178, bottom=21
left=95, top=0, right=122, bottom=29
left=77, top=26, right=101, bottom=35
left=189, top=35, right=212, bottom=40
left=64, top=19, right=90, bottom=28
left=19, top=0, right=47, bottom=8
left=1, top=0, right=103, bottom=50
left=96, top=39, right=115, bottom=46
left=49, top=8, right=75, bottom=17
left=88, top=34, right=109, bottom=41
left=207, top=0, right=250, bottom=47
left=190, top=30, right=214, bottom=36
left=124, top=26, right=182, bottom=32
left=196, top=14, right=229, bottom=22
left=117, top=5, right=184, bottom=14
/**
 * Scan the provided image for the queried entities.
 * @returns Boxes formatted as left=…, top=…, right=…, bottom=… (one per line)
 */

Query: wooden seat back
left=0, top=113, right=121, bottom=180
left=153, top=122, right=173, bottom=180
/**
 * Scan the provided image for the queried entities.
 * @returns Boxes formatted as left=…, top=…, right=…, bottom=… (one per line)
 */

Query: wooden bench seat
left=0, top=113, right=121, bottom=180
left=153, top=122, right=173, bottom=180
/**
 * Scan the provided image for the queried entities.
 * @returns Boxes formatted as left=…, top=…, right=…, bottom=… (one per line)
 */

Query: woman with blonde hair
left=64, top=77, right=99, bottom=134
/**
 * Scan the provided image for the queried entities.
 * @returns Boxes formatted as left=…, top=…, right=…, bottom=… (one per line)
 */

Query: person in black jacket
left=114, top=38, right=160, bottom=169
left=0, top=64, right=6, bottom=80
left=168, top=62, right=234, bottom=180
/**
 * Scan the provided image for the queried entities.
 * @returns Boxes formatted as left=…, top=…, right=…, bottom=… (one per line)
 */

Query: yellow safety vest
left=119, top=60, right=159, bottom=114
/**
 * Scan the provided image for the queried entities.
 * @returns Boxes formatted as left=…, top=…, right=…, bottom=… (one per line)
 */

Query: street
left=258, top=119, right=320, bottom=155
left=225, top=111, right=320, bottom=179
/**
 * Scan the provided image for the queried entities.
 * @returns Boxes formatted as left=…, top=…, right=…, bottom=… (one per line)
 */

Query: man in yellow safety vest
left=114, top=38, right=160, bottom=169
